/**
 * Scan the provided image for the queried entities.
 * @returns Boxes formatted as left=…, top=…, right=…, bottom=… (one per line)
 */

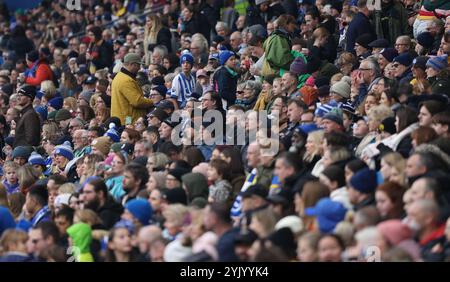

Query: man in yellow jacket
left=111, top=53, right=153, bottom=125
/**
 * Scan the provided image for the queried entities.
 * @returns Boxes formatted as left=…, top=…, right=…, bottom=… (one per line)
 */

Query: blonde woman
left=355, top=105, right=394, bottom=158
left=40, top=80, right=57, bottom=104
left=79, top=154, right=104, bottom=184
left=379, top=152, right=406, bottom=186
left=304, top=130, right=324, bottom=173
left=63, top=97, right=77, bottom=114
left=144, top=15, right=172, bottom=65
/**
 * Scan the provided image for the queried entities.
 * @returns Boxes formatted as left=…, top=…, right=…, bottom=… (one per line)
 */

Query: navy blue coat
left=345, top=12, right=376, bottom=53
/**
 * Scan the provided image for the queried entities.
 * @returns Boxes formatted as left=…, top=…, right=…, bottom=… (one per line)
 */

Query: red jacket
left=24, top=60, right=54, bottom=86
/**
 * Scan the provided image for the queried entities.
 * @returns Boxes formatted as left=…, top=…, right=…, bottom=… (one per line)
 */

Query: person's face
left=17, top=93, right=31, bottom=107
left=230, top=34, right=242, bottom=50
left=150, top=91, right=163, bottom=104
left=48, top=188, right=58, bottom=210
left=318, top=237, right=342, bottom=262
left=393, top=62, right=407, bottom=77
left=287, top=103, right=303, bottom=124
left=181, top=61, right=192, bottom=74
left=112, top=155, right=125, bottom=175
left=164, top=218, right=181, bottom=236
left=14, top=157, right=27, bottom=166
left=304, top=15, right=317, bottom=31
left=148, top=189, right=162, bottom=212
left=272, top=80, right=282, bottom=95
left=207, top=165, right=220, bottom=182
left=68, top=122, right=82, bottom=137
left=359, top=62, right=374, bottom=84
left=110, top=228, right=132, bottom=253
left=6, top=108, right=17, bottom=123
left=379, top=92, right=390, bottom=107
left=377, top=55, right=389, bottom=71
left=298, top=238, right=318, bottom=262
left=432, top=122, right=448, bottom=136
left=165, top=174, right=180, bottom=189
left=247, top=144, right=260, bottom=168
left=134, top=143, right=148, bottom=158
left=354, top=43, right=367, bottom=56
left=418, top=106, right=432, bottom=127
left=55, top=154, right=68, bottom=168
left=395, top=39, right=409, bottom=53
left=182, top=8, right=193, bottom=21
left=380, top=159, right=392, bottom=180
left=202, top=93, right=215, bottom=110
left=274, top=158, right=294, bottom=183
left=158, top=123, right=172, bottom=140
left=4, top=168, right=17, bottom=184
left=406, top=154, right=424, bottom=178
left=27, top=229, right=47, bottom=257
left=123, top=170, right=138, bottom=192
left=55, top=216, right=71, bottom=235
left=82, top=183, right=99, bottom=206
left=375, top=190, right=394, bottom=218
left=426, top=65, right=439, bottom=78
left=367, top=116, right=380, bottom=132
left=281, top=73, right=296, bottom=92
left=364, top=96, right=378, bottom=115
left=120, top=131, right=130, bottom=144
left=409, top=179, right=429, bottom=203
left=321, top=119, right=340, bottom=134
left=225, top=56, right=237, bottom=69
left=305, top=135, right=318, bottom=156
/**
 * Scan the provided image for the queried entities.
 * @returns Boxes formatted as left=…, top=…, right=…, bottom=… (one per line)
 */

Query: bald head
left=138, top=225, right=163, bottom=254
left=230, top=31, right=243, bottom=50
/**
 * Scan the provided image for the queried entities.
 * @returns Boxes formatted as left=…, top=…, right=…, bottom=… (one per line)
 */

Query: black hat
left=168, top=168, right=190, bottom=182
left=267, top=227, right=297, bottom=259
left=379, top=117, right=396, bottom=135
left=162, top=117, right=180, bottom=128
left=158, top=100, right=175, bottom=111
left=0, top=84, right=13, bottom=96
left=18, top=84, right=37, bottom=99
left=240, top=184, right=268, bottom=199
left=26, top=50, right=39, bottom=62
left=148, top=108, right=169, bottom=122
left=84, top=75, right=98, bottom=85
left=234, top=230, right=258, bottom=246
left=151, top=76, right=165, bottom=86
left=412, top=56, right=429, bottom=71
left=162, top=188, right=188, bottom=205
left=356, top=33, right=374, bottom=49
left=266, top=188, right=292, bottom=206
left=368, top=38, right=389, bottom=48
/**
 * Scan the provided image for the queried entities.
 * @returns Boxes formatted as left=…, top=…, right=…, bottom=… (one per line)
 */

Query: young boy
left=2, top=161, right=20, bottom=194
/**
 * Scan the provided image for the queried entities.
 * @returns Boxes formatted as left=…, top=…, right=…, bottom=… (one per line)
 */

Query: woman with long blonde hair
left=144, top=15, right=172, bottom=65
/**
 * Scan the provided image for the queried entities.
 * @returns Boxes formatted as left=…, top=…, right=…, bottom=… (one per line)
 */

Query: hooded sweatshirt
left=67, top=223, right=94, bottom=262
left=181, top=173, right=209, bottom=205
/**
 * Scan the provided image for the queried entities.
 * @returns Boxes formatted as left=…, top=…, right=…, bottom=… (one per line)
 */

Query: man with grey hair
left=406, top=199, right=446, bottom=261
left=355, top=57, right=381, bottom=107
left=151, top=45, right=168, bottom=65
left=73, top=129, right=91, bottom=158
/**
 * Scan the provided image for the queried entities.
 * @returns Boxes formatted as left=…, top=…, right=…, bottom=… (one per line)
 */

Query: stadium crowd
left=0, top=0, right=450, bottom=262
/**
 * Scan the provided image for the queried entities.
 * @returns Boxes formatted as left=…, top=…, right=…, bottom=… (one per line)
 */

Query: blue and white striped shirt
left=170, top=72, right=196, bottom=108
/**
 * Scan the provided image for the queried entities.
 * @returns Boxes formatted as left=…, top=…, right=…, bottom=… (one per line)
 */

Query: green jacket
left=263, top=29, right=294, bottom=76
left=374, top=2, right=411, bottom=46
left=67, top=223, right=94, bottom=262
left=257, top=159, right=276, bottom=189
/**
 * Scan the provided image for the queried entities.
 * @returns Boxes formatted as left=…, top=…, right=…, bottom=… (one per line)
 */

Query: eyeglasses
left=358, top=68, right=372, bottom=71
left=395, top=43, right=407, bottom=47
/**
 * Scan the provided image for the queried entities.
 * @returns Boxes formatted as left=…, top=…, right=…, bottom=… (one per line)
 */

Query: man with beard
left=121, top=163, right=149, bottom=205
left=82, top=177, right=123, bottom=229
